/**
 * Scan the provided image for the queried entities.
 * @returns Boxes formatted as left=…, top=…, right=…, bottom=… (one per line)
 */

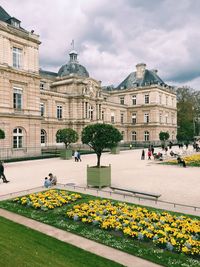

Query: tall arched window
left=13, top=127, right=23, bottom=148
left=41, top=129, right=47, bottom=144
left=144, top=131, right=149, bottom=141
left=88, top=105, right=93, bottom=120
left=121, top=131, right=124, bottom=141
left=171, top=131, right=175, bottom=140
left=132, top=131, right=137, bottom=141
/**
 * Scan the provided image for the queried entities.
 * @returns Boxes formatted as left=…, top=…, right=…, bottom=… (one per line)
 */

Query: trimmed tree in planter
left=159, top=131, right=170, bottom=148
left=81, top=123, right=122, bottom=188
left=56, top=128, right=78, bottom=159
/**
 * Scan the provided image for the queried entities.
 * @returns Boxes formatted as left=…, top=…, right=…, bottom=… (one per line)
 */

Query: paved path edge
left=0, top=208, right=162, bottom=267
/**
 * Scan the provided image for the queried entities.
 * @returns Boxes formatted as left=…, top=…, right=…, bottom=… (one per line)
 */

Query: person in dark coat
left=0, top=161, right=9, bottom=183
left=77, top=151, right=81, bottom=162
left=141, top=149, right=145, bottom=160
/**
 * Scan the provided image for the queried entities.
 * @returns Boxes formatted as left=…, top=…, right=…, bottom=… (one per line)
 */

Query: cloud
left=1, top=0, right=200, bottom=89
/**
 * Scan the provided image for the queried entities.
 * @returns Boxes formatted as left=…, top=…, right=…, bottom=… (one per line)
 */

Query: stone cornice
left=106, top=85, right=176, bottom=96
left=0, top=21, right=41, bottom=44
left=0, top=65, right=40, bottom=79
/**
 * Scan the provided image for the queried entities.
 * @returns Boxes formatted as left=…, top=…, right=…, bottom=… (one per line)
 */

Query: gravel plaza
left=0, top=146, right=199, bottom=215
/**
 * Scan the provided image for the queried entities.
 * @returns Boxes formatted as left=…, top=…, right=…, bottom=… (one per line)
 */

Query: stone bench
left=110, top=186, right=161, bottom=199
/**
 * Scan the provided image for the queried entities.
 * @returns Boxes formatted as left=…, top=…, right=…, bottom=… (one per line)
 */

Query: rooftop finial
left=69, top=40, right=78, bottom=63
left=71, top=39, right=75, bottom=50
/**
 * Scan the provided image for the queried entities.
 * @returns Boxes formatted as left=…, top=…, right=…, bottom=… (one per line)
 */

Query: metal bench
left=110, top=186, right=161, bottom=199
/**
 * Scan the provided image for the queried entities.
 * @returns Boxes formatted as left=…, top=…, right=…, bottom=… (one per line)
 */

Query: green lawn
left=0, top=216, right=124, bottom=267
left=0, top=192, right=199, bottom=267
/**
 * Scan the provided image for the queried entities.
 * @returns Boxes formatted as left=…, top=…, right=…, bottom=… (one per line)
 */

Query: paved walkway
left=0, top=146, right=199, bottom=215
left=0, top=146, right=199, bottom=266
left=0, top=208, right=161, bottom=267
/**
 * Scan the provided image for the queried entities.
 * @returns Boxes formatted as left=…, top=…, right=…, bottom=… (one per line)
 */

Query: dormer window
left=9, top=18, right=21, bottom=28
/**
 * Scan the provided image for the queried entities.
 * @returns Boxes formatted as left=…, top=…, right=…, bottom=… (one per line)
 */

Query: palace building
left=0, top=6, right=177, bottom=158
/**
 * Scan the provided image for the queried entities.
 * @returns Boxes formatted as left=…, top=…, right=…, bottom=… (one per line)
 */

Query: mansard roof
left=117, top=69, right=165, bottom=90
left=0, top=6, right=11, bottom=22
left=39, top=69, right=58, bottom=79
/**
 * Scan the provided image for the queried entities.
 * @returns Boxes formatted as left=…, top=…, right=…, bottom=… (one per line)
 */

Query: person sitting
left=44, top=177, right=51, bottom=188
left=48, top=173, right=57, bottom=185
left=157, top=152, right=163, bottom=161
left=177, top=157, right=186, bottom=167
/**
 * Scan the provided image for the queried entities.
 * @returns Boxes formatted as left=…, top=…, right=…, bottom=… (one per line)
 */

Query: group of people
left=0, top=161, right=9, bottom=183
left=44, top=173, right=57, bottom=188
left=141, top=145, right=155, bottom=160
left=74, top=150, right=81, bottom=162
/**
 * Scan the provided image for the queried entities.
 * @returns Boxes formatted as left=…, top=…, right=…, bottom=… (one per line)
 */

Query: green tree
left=176, top=87, right=197, bottom=141
left=0, top=129, right=5, bottom=139
left=81, top=123, right=122, bottom=167
left=56, top=128, right=78, bottom=149
left=159, top=131, right=170, bottom=142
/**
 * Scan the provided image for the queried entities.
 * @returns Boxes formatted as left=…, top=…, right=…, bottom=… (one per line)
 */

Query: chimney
left=136, top=63, right=146, bottom=79
left=152, top=69, right=158, bottom=74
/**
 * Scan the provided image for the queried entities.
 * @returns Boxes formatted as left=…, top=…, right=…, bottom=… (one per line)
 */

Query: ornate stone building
left=0, top=6, right=177, bottom=158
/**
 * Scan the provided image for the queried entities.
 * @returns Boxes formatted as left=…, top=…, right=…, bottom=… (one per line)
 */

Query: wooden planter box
left=87, top=164, right=111, bottom=189
left=110, top=146, right=120, bottom=154
left=60, top=149, right=72, bottom=160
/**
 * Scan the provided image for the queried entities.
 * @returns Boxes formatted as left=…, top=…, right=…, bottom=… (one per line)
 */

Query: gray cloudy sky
left=1, top=0, right=200, bottom=88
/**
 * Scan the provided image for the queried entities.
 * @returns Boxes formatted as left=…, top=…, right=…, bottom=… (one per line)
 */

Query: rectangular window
left=102, top=110, right=104, bottom=121
left=13, top=88, right=22, bottom=110
left=40, top=81, right=46, bottom=90
left=132, top=113, right=137, bottom=124
left=172, top=97, right=174, bottom=107
left=57, top=105, right=62, bottom=119
left=13, top=136, right=22, bottom=148
left=144, top=113, right=149, bottom=123
left=111, top=112, right=115, bottom=123
left=13, top=47, right=22, bottom=69
left=120, top=96, right=125, bottom=105
left=132, top=95, right=137, bottom=105
left=159, top=95, right=162, bottom=104
left=40, top=103, right=44, bottom=117
left=132, top=132, right=137, bottom=141
left=144, top=94, right=149, bottom=104
left=159, top=113, right=162, bottom=123
left=120, top=113, right=124, bottom=124
left=121, top=131, right=124, bottom=141
left=85, top=102, right=88, bottom=118
left=166, top=96, right=168, bottom=106
left=165, top=114, right=168, bottom=124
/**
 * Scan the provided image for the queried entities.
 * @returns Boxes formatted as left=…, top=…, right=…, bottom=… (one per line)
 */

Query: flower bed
left=166, top=154, right=200, bottom=167
left=66, top=199, right=200, bottom=256
left=13, top=189, right=81, bottom=210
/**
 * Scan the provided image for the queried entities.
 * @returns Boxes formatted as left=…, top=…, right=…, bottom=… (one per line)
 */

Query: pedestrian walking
left=141, top=149, right=145, bottom=160
left=148, top=150, right=152, bottom=160
left=77, top=151, right=81, bottom=162
left=74, top=150, right=78, bottom=162
left=0, top=161, right=9, bottom=183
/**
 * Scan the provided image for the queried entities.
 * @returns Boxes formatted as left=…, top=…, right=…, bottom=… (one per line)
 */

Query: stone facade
left=0, top=7, right=177, bottom=158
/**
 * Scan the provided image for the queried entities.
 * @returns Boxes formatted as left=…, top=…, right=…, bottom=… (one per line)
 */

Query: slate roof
left=39, top=69, right=58, bottom=79
left=58, top=62, right=89, bottom=78
left=0, top=6, right=11, bottom=22
left=117, top=69, right=165, bottom=90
